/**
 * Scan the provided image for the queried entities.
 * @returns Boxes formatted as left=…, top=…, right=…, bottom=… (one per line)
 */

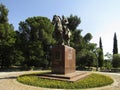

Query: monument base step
left=38, top=71, right=91, bottom=82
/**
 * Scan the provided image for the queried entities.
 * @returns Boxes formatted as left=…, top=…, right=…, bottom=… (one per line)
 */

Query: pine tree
left=113, top=32, right=118, bottom=54
left=18, top=16, right=54, bottom=68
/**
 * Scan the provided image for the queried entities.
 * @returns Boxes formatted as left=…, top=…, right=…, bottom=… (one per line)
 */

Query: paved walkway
left=0, top=70, right=120, bottom=90
left=0, top=71, right=52, bottom=90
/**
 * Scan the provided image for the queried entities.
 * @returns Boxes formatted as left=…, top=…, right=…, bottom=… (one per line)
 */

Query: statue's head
left=53, top=15, right=58, bottom=21
left=52, top=15, right=62, bottom=24
left=62, top=15, right=65, bottom=19
left=52, top=15, right=57, bottom=24
left=53, top=15, right=57, bottom=17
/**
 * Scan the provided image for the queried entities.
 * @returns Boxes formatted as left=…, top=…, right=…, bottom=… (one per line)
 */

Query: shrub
left=112, top=54, right=120, bottom=68
left=17, top=73, right=113, bottom=89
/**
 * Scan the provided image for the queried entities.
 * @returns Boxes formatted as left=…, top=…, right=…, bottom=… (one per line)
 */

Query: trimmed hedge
left=17, top=73, right=113, bottom=89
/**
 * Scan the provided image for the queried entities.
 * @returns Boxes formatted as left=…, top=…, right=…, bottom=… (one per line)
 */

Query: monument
left=39, top=15, right=89, bottom=82
left=51, top=15, right=75, bottom=74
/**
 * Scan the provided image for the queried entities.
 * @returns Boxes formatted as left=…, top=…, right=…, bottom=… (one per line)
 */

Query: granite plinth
left=51, top=45, right=76, bottom=74
left=38, top=71, right=90, bottom=82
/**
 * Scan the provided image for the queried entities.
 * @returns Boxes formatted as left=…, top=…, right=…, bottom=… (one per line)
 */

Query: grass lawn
left=17, top=72, right=114, bottom=89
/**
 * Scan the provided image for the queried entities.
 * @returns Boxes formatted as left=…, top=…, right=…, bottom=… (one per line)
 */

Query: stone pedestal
left=51, top=45, right=76, bottom=74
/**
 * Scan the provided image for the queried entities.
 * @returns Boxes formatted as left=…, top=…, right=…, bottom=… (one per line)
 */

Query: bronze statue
left=52, top=15, right=71, bottom=46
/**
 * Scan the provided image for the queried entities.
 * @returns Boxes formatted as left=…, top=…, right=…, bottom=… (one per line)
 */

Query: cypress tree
left=99, top=37, right=103, bottom=50
left=113, top=32, right=118, bottom=54
left=98, top=37, right=104, bottom=68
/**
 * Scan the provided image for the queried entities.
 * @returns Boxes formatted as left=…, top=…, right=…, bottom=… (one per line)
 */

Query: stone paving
left=0, top=70, right=120, bottom=90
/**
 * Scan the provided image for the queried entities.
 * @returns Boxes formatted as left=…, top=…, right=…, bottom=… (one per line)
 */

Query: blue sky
left=1, top=0, right=120, bottom=55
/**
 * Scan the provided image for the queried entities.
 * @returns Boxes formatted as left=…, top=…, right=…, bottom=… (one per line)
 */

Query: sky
left=1, top=0, right=120, bottom=55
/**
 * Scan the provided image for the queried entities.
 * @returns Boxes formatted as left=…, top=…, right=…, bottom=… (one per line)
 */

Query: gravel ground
left=0, top=71, right=120, bottom=90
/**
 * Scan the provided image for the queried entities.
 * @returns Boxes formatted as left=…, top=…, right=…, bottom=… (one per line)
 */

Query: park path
left=0, top=70, right=120, bottom=90
left=0, top=70, right=54, bottom=90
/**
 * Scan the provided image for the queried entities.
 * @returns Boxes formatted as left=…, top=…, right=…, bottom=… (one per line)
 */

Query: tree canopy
left=0, top=3, right=16, bottom=68
left=0, top=3, right=8, bottom=23
left=0, top=3, right=105, bottom=70
left=17, top=16, right=54, bottom=68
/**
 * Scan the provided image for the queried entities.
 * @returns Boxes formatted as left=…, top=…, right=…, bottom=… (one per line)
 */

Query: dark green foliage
left=112, top=54, right=120, bottom=68
left=0, top=24, right=16, bottom=68
left=67, top=15, right=98, bottom=69
left=67, top=14, right=81, bottom=31
left=0, top=3, right=99, bottom=70
left=22, top=41, right=44, bottom=67
left=18, top=16, right=54, bottom=68
left=17, top=73, right=113, bottom=89
left=19, top=16, right=54, bottom=43
left=77, top=49, right=97, bottom=69
left=0, top=3, right=8, bottom=23
left=113, top=32, right=118, bottom=54
left=73, top=33, right=97, bottom=69
left=98, top=37, right=104, bottom=68
left=83, top=33, right=92, bottom=43
left=0, top=4, right=16, bottom=68
left=99, top=37, right=103, bottom=49
left=70, top=30, right=83, bottom=51
left=98, top=50, right=104, bottom=67
left=104, top=60, right=112, bottom=70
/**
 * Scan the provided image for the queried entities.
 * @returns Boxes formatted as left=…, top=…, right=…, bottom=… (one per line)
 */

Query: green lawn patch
left=17, top=72, right=113, bottom=89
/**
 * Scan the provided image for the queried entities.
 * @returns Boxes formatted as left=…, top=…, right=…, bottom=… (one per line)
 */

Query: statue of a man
left=52, top=15, right=71, bottom=46
left=61, top=15, right=69, bottom=34
left=61, top=15, right=71, bottom=46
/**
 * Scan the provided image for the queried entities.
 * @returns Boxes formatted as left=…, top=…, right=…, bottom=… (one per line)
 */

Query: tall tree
left=0, top=3, right=8, bottom=23
left=67, top=15, right=97, bottom=69
left=98, top=37, right=104, bottom=68
left=0, top=4, right=16, bottom=68
left=99, top=37, right=103, bottom=50
left=113, top=32, right=118, bottom=54
left=18, top=16, right=54, bottom=68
